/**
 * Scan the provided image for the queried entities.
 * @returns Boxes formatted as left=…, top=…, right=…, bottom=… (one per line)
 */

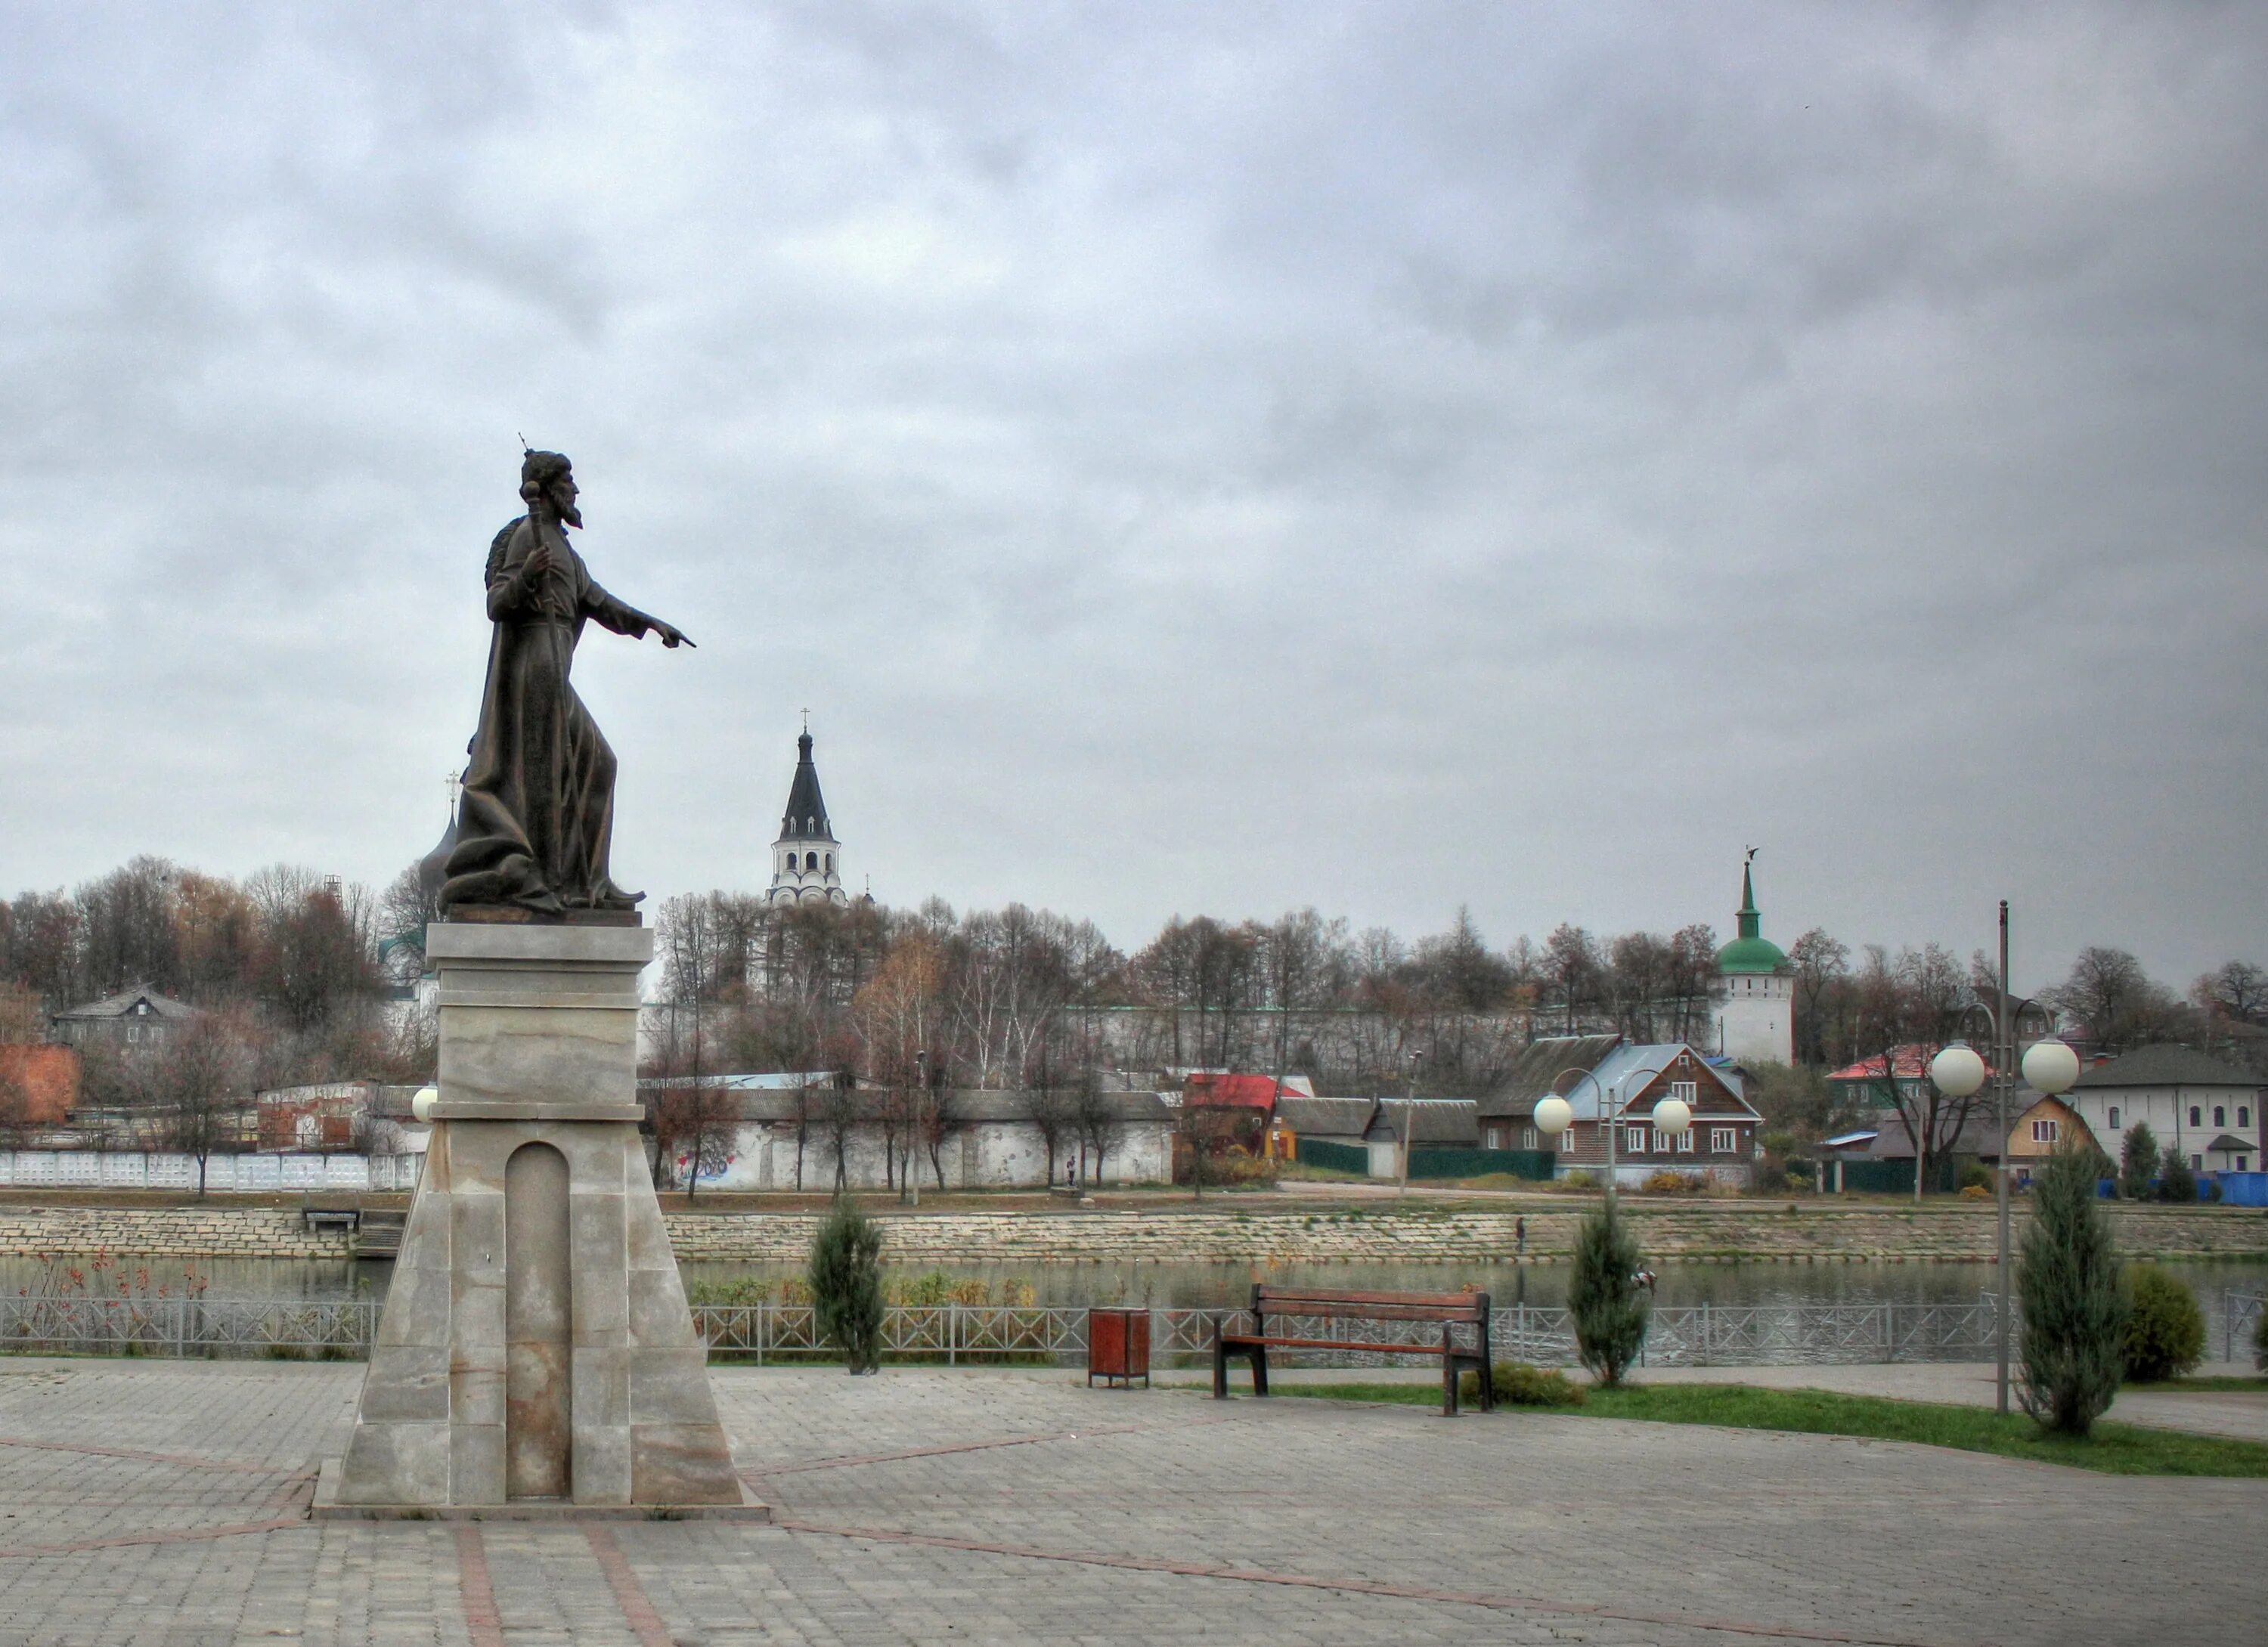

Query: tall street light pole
left=1928, top=902, right=2081, bottom=1417
left=1399, top=1050, right=1424, bottom=1197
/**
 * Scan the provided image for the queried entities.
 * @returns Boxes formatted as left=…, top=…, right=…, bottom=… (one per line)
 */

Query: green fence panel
left=1295, top=1139, right=1371, bottom=1175
left=1833, top=1159, right=1957, bottom=1195
left=1408, top=1147, right=1557, bottom=1182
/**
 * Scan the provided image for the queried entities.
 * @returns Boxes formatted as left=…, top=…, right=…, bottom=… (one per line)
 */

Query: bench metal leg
left=1212, top=1321, right=1228, bottom=1399
left=1250, top=1343, right=1269, bottom=1398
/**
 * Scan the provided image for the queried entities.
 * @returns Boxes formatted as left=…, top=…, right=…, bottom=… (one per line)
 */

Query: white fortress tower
left=765, top=720, right=850, bottom=907
left=1711, top=852, right=1793, bottom=1066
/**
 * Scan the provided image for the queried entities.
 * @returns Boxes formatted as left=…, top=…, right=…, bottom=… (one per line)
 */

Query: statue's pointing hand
left=653, top=620, right=694, bottom=649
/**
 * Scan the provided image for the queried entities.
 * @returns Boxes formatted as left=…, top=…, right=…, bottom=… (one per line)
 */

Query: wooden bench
left=1211, top=1285, right=1493, bottom=1415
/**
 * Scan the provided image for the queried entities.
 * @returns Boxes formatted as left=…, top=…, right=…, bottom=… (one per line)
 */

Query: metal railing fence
left=0, top=1291, right=2177, bottom=1368
left=2226, top=1293, right=2263, bottom=1364
left=0, top=1295, right=382, bottom=1358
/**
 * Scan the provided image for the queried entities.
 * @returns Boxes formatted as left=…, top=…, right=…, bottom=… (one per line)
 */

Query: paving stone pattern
left=0, top=1358, right=2258, bottom=1645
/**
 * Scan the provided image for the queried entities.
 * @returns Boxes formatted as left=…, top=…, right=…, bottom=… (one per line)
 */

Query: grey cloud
left=1, top=1, right=2262, bottom=989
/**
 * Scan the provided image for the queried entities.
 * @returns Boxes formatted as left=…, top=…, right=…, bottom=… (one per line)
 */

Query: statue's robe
left=442, top=515, right=657, bottom=914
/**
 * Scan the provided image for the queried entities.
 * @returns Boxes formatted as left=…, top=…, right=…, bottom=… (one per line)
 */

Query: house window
left=825, top=853, right=833, bottom=873
left=1485, top=1128, right=1500, bottom=1150
left=1671, top=1080, right=1697, bottom=1103
left=1652, top=1129, right=1674, bottom=1154
left=1522, top=1126, right=1538, bottom=1150
left=1711, top=1127, right=1735, bottom=1153
left=2192, top=1154, right=2204, bottom=1171
left=1675, top=1130, right=1695, bottom=1153
left=2239, top=1156, right=2251, bottom=1172
left=2031, top=1119, right=2059, bottom=1144
left=2189, top=1106, right=2202, bottom=1127
left=2240, top=1107, right=2251, bottom=1128
left=2108, top=1107, right=2120, bottom=1128
left=1625, top=1125, right=1648, bottom=1154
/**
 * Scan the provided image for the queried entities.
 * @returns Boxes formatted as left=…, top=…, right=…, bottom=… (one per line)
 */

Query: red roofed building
left=1829, top=1045, right=2005, bottom=1112
left=1181, top=1073, right=1290, bottom=1109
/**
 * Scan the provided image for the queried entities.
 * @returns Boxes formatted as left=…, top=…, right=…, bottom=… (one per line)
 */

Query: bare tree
left=1788, top=928, right=1851, bottom=1067
left=2194, top=960, right=2267, bottom=1027
left=2046, top=946, right=2175, bottom=1051
left=1544, top=924, right=1600, bottom=1035
left=816, top=1067, right=861, bottom=1192
left=1018, top=1042, right=1080, bottom=1188
left=1855, top=944, right=1981, bottom=1200
left=1070, top=1068, right=1126, bottom=1186
left=150, top=1011, right=251, bottom=1197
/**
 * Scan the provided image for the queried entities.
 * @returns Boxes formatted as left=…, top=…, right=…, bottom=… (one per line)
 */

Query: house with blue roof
left=1479, top=1034, right=1765, bottom=1188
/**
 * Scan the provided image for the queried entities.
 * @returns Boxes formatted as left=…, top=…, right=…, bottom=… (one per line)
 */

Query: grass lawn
left=1263, top=1379, right=2268, bottom=1477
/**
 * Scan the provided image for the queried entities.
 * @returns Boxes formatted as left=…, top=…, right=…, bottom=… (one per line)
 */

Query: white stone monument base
left=316, top=921, right=759, bottom=1520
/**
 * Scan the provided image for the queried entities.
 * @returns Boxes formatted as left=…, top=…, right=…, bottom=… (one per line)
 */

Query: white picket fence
left=0, top=1150, right=422, bottom=1193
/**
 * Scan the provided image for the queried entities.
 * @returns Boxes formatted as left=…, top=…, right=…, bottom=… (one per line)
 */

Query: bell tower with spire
left=1711, top=849, right=1794, bottom=1065
left=765, top=715, right=849, bottom=907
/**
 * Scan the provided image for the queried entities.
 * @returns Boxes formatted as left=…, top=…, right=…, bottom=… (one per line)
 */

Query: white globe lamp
left=1533, top=1094, right=1574, bottom=1138
left=2021, top=1038, right=2081, bottom=1097
left=1653, top=1097, right=1692, bottom=1137
left=411, top=1085, right=440, bottom=1122
left=1929, top=1044, right=1987, bottom=1100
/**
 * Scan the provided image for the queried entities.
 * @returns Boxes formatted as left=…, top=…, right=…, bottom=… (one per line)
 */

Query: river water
left=5, top=1255, right=2263, bottom=1321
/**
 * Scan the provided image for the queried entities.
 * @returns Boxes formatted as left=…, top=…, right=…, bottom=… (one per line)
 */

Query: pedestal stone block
left=319, top=921, right=761, bottom=1520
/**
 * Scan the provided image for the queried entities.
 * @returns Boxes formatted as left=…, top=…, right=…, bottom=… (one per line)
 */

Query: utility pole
left=1400, top=1050, right=1424, bottom=1197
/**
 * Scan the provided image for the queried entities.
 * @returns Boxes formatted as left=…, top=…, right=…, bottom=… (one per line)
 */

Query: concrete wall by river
left=1, top=1199, right=2263, bottom=1263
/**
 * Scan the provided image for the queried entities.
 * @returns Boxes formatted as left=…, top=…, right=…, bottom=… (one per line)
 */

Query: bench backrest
left=1250, top=1284, right=1489, bottom=1324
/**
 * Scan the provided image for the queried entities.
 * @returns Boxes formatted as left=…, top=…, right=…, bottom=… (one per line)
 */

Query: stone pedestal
left=317, top=921, right=760, bottom=1519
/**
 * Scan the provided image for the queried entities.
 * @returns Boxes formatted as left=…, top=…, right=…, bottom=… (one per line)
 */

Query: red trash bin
left=1086, top=1307, right=1150, bottom=1388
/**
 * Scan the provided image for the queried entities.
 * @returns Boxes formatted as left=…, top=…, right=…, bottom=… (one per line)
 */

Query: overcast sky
left=2, top=2, right=2262, bottom=989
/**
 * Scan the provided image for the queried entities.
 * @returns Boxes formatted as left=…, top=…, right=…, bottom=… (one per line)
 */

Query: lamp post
left=1926, top=902, right=2081, bottom=1416
left=1532, top=1065, right=1691, bottom=1200
left=1399, top=1050, right=1424, bottom=1197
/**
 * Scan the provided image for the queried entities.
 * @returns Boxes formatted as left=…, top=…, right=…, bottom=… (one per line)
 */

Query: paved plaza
left=0, top=1360, right=2258, bottom=1646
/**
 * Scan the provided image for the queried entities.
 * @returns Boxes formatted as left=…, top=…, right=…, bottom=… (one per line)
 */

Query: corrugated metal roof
left=52, top=985, right=200, bottom=1022
left=2072, top=1045, right=2260, bottom=1090
left=1476, top=1035, right=1622, bottom=1118
left=1274, top=1096, right=1376, bottom=1139
left=1368, top=1099, right=1479, bottom=1144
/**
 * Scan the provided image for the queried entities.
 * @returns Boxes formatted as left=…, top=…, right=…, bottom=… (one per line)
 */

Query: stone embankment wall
left=0, top=1205, right=349, bottom=1261
left=663, top=1206, right=2268, bottom=1265
left=8, top=1202, right=2260, bottom=1264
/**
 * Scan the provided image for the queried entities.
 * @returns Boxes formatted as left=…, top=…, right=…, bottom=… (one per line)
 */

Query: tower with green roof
left=1711, top=852, right=1792, bottom=1065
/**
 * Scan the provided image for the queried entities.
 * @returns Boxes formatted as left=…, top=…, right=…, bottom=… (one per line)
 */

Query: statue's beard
left=559, top=503, right=584, bottom=529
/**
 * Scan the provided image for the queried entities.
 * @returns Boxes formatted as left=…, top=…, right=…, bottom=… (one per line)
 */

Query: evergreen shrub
left=1569, top=1197, right=1649, bottom=1388
left=810, top=1196, right=885, bottom=1373
left=2156, top=1146, right=2197, bottom=1204
left=2118, top=1123, right=2157, bottom=1200
left=2122, top=1268, right=2206, bottom=1382
left=2016, top=1144, right=2124, bottom=1436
